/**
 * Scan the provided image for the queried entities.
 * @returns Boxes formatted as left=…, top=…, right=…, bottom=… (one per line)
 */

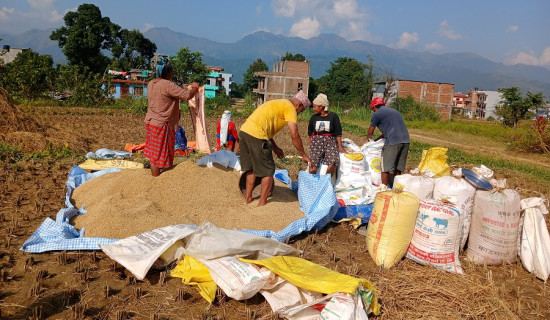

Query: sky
left=0, top=0, right=549, bottom=69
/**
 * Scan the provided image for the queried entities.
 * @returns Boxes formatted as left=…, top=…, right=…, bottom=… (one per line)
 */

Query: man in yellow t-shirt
left=239, top=90, right=312, bottom=206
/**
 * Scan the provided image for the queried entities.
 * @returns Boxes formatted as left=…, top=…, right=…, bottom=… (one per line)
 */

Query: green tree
left=308, top=77, right=319, bottom=102
left=281, top=52, right=306, bottom=62
left=495, top=87, right=530, bottom=127
left=316, top=56, right=375, bottom=107
left=242, top=58, right=268, bottom=94
left=0, top=50, right=56, bottom=100
left=391, top=95, right=440, bottom=121
left=170, top=47, right=209, bottom=85
left=111, top=29, right=157, bottom=70
left=56, top=64, right=105, bottom=106
left=525, top=91, right=546, bottom=114
left=50, top=4, right=118, bottom=73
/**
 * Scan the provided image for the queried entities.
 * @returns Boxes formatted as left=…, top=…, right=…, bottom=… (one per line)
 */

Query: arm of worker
left=270, top=139, right=284, bottom=159
left=365, top=126, right=376, bottom=144
left=288, top=122, right=312, bottom=164
left=336, top=136, right=347, bottom=153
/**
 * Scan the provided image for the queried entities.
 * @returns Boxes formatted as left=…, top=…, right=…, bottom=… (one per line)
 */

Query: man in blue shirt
left=365, top=97, right=410, bottom=187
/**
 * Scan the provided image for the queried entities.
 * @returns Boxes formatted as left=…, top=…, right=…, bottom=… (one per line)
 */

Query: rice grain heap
left=72, top=161, right=304, bottom=238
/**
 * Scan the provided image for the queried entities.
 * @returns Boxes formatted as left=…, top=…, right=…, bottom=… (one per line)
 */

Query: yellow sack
left=417, top=147, right=450, bottom=177
left=239, top=255, right=380, bottom=315
left=78, top=159, right=144, bottom=171
left=170, top=255, right=217, bottom=303
left=366, top=190, right=420, bottom=269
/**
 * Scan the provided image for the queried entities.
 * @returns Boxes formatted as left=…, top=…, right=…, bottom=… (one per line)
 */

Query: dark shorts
left=238, top=131, right=275, bottom=177
left=309, top=135, right=339, bottom=167
left=382, top=143, right=409, bottom=173
left=144, top=123, right=175, bottom=168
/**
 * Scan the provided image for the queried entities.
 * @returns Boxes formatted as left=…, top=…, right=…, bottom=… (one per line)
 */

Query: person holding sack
left=144, top=58, right=200, bottom=177
left=307, top=93, right=346, bottom=177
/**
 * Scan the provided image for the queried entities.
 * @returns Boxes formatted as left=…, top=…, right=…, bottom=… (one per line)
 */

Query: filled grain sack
left=393, top=170, right=435, bottom=200
left=334, top=152, right=372, bottom=191
left=366, top=189, right=420, bottom=269
left=406, top=199, right=463, bottom=274
left=361, top=139, right=385, bottom=186
left=466, top=187, right=521, bottom=265
left=518, top=197, right=550, bottom=281
left=433, top=170, right=476, bottom=249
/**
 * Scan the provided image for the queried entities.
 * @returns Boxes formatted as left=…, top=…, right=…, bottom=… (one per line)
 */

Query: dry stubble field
left=1, top=102, right=550, bottom=319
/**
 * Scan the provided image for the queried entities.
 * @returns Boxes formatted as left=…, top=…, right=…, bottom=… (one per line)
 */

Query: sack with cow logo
left=433, top=169, right=476, bottom=250
left=366, top=189, right=420, bottom=269
left=406, top=199, right=463, bottom=274
left=361, top=139, right=385, bottom=186
left=466, top=187, right=521, bottom=265
left=393, top=169, right=435, bottom=200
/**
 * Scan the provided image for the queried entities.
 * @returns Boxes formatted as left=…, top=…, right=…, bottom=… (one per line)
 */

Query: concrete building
left=373, top=79, right=454, bottom=120
left=452, top=93, right=470, bottom=117
left=0, top=45, right=28, bottom=64
left=205, top=66, right=233, bottom=98
left=253, top=60, right=310, bottom=105
left=102, top=79, right=148, bottom=99
left=465, top=89, right=502, bottom=119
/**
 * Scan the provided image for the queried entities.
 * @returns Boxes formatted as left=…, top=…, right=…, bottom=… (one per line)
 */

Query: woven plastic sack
left=417, top=147, right=450, bottom=177
left=240, top=255, right=380, bottom=315
left=467, top=189, right=521, bottom=265
left=433, top=174, right=476, bottom=249
left=366, top=190, right=420, bottom=269
left=170, top=255, right=217, bottom=303
left=393, top=173, right=435, bottom=200
left=519, top=197, right=550, bottom=281
left=407, top=200, right=463, bottom=274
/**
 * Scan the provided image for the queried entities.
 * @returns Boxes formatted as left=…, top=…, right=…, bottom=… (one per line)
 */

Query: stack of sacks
left=466, top=179, right=521, bottom=265
left=393, top=168, right=435, bottom=201
left=433, top=168, right=476, bottom=249
left=366, top=188, right=420, bottom=269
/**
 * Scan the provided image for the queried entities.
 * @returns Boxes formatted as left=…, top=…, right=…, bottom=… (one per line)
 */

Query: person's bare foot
left=245, top=197, right=253, bottom=204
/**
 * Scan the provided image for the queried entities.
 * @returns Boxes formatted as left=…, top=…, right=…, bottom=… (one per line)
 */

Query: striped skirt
left=144, top=123, right=176, bottom=168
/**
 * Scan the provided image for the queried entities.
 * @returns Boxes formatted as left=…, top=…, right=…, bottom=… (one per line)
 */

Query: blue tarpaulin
left=21, top=156, right=339, bottom=252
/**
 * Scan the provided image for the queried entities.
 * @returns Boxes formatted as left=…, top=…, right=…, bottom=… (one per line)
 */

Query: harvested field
left=0, top=100, right=549, bottom=319
left=72, top=161, right=303, bottom=238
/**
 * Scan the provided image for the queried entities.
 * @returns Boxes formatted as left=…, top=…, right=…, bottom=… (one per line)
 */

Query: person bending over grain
left=239, top=90, right=312, bottom=206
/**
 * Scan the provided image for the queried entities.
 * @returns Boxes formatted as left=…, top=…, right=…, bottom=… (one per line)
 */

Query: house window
left=109, top=85, right=116, bottom=94
left=297, top=83, right=303, bottom=91
left=134, top=86, right=143, bottom=96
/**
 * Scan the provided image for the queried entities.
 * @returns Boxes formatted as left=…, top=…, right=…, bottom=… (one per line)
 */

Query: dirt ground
left=1, top=106, right=550, bottom=319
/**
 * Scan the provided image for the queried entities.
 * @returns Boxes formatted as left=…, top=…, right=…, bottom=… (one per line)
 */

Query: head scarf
left=155, top=56, right=166, bottom=78
left=294, top=90, right=311, bottom=108
left=219, top=110, right=231, bottom=145
left=313, top=93, right=329, bottom=111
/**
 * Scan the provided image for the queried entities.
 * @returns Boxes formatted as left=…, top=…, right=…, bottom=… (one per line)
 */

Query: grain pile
left=72, top=161, right=304, bottom=238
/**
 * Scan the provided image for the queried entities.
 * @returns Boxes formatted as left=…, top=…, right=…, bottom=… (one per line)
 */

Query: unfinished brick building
left=253, top=60, right=310, bottom=105
left=374, top=79, right=454, bottom=120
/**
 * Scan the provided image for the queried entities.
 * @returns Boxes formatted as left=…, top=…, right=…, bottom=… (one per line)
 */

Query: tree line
left=0, top=3, right=546, bottom=128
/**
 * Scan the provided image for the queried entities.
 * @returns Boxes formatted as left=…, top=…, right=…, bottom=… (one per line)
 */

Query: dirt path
left=409, top=131, right=550, bottom=169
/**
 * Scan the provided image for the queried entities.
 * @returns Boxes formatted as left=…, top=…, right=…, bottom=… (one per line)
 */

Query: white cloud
left=48, top=9, right=64, bottom=22
left=394, top=32, right=418, bottom=49
left=142, top=23, right=155, bottom=32
left=289, top=17, right=321, bottom=39
left=271, top=0, right=370, bottom=41
left=508, top=47, right=550, bottom=67
left=0, top=7, right=15, bottom=21
left=272, top=0, right=296, bottom=17
left=438, top=20, right=463, bottom=40
left=425, top=42, right=444, bottom=51
left=507, top=25, right=518, bottom=33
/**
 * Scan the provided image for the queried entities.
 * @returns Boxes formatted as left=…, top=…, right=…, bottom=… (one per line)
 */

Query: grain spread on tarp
left=72, top=161, right=304, bottom=238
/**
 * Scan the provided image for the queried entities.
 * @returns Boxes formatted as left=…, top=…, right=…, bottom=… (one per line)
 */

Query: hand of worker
left=273, top=145, right=284, bottom=159
left=302, top=154, right=312, bottom=165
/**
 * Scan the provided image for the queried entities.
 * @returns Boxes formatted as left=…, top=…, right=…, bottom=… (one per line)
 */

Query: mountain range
left=2, top=27, right=550, bottom=98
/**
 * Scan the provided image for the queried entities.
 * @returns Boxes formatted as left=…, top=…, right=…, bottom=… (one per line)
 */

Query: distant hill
left=2, top=27, right=550, bottom=98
